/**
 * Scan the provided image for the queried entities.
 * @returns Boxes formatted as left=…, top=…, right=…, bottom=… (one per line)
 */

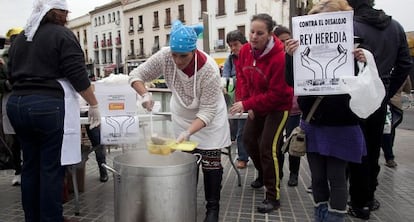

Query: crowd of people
left=0, top=0, right=412, bottom=221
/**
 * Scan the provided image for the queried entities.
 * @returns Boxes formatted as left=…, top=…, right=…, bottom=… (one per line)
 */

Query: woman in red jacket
left=229, top=13, right=293, bottom=213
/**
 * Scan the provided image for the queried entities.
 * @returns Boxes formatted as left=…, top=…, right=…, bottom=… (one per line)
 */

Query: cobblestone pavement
left=1, top=127, right=413, bottom=222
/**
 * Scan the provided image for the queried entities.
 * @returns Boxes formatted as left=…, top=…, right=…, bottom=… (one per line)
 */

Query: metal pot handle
left=101, top=163, right=121, bottom=176
left=193, top=153, right=202, bottom=167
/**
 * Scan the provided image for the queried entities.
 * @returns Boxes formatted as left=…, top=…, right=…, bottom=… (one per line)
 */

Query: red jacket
left=236, top=35, right=293, bottom=115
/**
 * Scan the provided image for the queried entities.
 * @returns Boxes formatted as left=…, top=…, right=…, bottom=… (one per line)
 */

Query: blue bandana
left=169, top=20, right=203, bottom=53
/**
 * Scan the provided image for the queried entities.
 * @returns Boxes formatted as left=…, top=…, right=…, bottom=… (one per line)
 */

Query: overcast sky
left=0, top=0, right=413, bottom=36
left=0, top=0, right=112, bottom=36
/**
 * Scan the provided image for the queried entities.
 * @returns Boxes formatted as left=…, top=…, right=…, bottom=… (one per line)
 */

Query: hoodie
left=236, top=35, right=293, bottom=115
left=348, top=0, right=412, bottom=98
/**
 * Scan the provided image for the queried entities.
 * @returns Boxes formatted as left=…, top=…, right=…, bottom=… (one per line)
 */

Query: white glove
left=141, top=92, right=154, bottom=112
left=176, top=130, right=191, bottom=143
left=88, top=104, right=101, bottom=129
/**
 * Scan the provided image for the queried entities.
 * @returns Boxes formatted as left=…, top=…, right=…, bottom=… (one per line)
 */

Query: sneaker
left=306, top=185, right=312, bottom=193
left=12, top=174, right=21, bottom=186
left=236, top=160, right=247, bottom=169
left=257, top=199, right=280, bottom=213
left=348, top=205, right=370, bottom=220
left=385, top=159, right=397, bottom=168
left=367, top=198, right=380, bottom=211
left=250, top=177, right=264, bottom=189
left=287, top=173, right=298, bottom=187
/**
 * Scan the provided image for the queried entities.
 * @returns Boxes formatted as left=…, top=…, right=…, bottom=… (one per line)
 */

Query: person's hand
left=141, top=92, right=154, bottom=112
left=285, top=39, right=299, bottom=56
left=229, top=101, right=244, bottom=115
left=88, top=104, right=101, bottom=129
left=353, top=48, right=366, bottom=63
left=0, top=58, right=4, bottom=67
left=176, top=130, right=190, bottom=143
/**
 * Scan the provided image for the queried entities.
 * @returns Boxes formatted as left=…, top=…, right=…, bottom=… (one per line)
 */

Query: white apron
left=57, top=79, right=81, bottom=165
left=170, top=53, right=231, bottom=150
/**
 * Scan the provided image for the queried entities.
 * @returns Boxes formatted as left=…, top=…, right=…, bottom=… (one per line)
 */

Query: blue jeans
left=236, top=119, right=249, bottom=162
left=7, top=95, right=65, bottom=222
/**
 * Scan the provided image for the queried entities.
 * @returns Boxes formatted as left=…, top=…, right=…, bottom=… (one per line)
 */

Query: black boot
left=203, top=168, right=223, bottom=222
left=95, top=145, right=108, bottom=182
left=99, top=166, right=108, bottom=182
left=250, top=171, right=264, bottom=188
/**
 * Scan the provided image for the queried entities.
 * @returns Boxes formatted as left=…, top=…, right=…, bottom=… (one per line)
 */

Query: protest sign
left=94, top=81, right=140, bottom=144
left=292, top=11, right=354, bottom=95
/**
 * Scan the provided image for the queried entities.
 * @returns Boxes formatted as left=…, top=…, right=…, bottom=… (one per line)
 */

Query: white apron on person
left=170, top=53, right=231, bottom=149
left=2, top=93, right=15, bottom=134
left=57, top=79, right=81, bottom=165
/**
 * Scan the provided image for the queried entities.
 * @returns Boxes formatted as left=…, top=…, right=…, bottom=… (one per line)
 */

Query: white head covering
left=24, top=0, right=68, bottom=41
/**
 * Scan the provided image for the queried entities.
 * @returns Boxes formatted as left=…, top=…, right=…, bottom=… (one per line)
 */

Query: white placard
left=292, top=11, right=355, bottom=95
left=94, top=81, right=140, bottom=144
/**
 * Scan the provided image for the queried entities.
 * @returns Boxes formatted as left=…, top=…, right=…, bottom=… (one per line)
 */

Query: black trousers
left=348, top=102, right=387, bottom=208
left=244, top=111, right=288, bottom=201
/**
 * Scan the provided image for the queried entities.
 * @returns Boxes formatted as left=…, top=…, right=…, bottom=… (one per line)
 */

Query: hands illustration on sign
left=105, top=116, right=137, bottom=137
left=105, top=117, right=122, bottom=137
left=120, top=116, right=136, bottom=136
left=300, top=47, right=324, bottom=79
left=325, top=44, right=348, bottom=79
left=300, top=44, right=348, bottom=81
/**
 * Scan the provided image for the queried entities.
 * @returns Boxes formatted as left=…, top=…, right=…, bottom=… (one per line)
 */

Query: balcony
left=152, top=23, right=160, bottom=30
left=152, top=45, right=160, bottom=54
left=216, top=9, right=226, bottom=17
left=115, top=37, right=121, bottom=46
left=101, top=40, right=106, bottom=48
left=235, top=7, right=246, bottom=13
left=107, top=39, right=112, bottom=47
left=94, top=41, right=98, bottom=49
left=214, top=39, right=227, bottom=52
left=138, top=24, right=144, bottom=32
left=164, top=20, right=171, bottom=28
left=128, top=26, right=134, bottom=35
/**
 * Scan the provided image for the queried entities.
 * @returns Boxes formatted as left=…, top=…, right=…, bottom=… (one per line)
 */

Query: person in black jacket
left=346, top=0, right=413, bottom=220
left=7, top=1, right=101, bottom=221
left=284, top=0, right=370, bottom=220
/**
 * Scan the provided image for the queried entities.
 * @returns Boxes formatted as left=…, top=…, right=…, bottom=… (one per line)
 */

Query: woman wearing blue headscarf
left=129, top=20, right=231, bottom=222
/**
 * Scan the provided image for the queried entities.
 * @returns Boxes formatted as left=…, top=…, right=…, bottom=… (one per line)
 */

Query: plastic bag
left=339, top=49, right=385, bottom=118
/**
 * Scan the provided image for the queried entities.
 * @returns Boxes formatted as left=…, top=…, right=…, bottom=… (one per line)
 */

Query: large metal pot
left=103, top=150, right=200, bottom=222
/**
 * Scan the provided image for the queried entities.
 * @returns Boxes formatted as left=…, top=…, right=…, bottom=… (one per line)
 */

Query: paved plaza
left=1, top=123, right=414, bottom=222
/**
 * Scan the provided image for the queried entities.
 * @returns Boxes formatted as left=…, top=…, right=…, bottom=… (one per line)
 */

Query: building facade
left=68, top=0, right=307, bottom=77
left=89, top=1, right=124, bottom=77
left=66, top=14, right=94, bottom=78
